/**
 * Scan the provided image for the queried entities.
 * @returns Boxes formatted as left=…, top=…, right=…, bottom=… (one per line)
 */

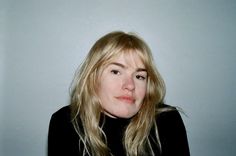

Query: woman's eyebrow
left=110, top=62, right=126, bottom=68
left=137, top=68, right=147, bottom=72
left=109, top=62, right=147, bottom=72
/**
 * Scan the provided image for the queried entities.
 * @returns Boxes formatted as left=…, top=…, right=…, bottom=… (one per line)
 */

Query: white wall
left=1, top=0, right=236, bottom=155
left=0, top=0, right=7, bottom=155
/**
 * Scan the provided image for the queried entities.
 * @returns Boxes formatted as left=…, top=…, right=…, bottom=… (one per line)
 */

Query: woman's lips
left=116, top=96, right=135, bottom=104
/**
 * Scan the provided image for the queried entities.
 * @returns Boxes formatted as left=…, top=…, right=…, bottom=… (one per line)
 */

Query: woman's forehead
left=108, top=52, right=145, bottom=69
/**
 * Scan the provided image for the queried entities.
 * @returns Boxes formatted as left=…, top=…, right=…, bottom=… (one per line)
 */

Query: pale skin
left=98, top=52, right=147, bottom=118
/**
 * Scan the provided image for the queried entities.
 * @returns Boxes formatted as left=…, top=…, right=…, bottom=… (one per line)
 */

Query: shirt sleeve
left=157, top=108, right=190, bottom=156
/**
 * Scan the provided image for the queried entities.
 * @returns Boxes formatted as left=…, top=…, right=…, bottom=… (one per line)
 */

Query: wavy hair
left=69, top=31, right=166, bottom=156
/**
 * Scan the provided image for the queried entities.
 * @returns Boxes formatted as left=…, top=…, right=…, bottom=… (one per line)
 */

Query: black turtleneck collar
left=101, top=114, right=131, bottom=156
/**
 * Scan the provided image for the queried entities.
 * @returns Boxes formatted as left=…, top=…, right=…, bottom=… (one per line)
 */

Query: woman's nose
left=122, top=76, right=135, bottom=91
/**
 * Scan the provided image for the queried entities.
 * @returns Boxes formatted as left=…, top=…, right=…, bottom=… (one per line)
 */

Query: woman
left=48, top=31, right=190, bottom=156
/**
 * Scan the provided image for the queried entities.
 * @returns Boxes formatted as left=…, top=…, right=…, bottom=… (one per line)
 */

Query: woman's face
left=98, top=52, right=147, bottom=118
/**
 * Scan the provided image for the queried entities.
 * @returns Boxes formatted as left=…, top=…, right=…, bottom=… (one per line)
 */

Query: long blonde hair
left=70, top=31, right=166, bottom=156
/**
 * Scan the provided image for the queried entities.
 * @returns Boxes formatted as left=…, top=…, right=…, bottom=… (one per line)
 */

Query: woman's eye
left=136, top=75, right=146, bottom=80
left=111, top=70, right=120, bottom=75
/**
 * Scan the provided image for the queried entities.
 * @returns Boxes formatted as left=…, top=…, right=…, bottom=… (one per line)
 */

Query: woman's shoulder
left=50, top=105, right=72, bottom=123
left=156, top=103, right=185, bottom=130
left=48, top=105, right=79, bottom=140
left=155, top=104, right=190, bottom=155
left=157, top=103, right=180, bottom=117
left=48, top=105, right=82, bottom=155
left=158, top=103, right=176, bottom=110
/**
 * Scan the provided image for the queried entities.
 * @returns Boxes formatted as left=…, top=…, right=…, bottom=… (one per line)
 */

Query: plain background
left=1, top=0, right=236, bottom=155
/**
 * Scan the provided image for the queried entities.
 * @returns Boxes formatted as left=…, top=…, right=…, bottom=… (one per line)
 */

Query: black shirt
left=48, top=105, right=190, bottom=156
